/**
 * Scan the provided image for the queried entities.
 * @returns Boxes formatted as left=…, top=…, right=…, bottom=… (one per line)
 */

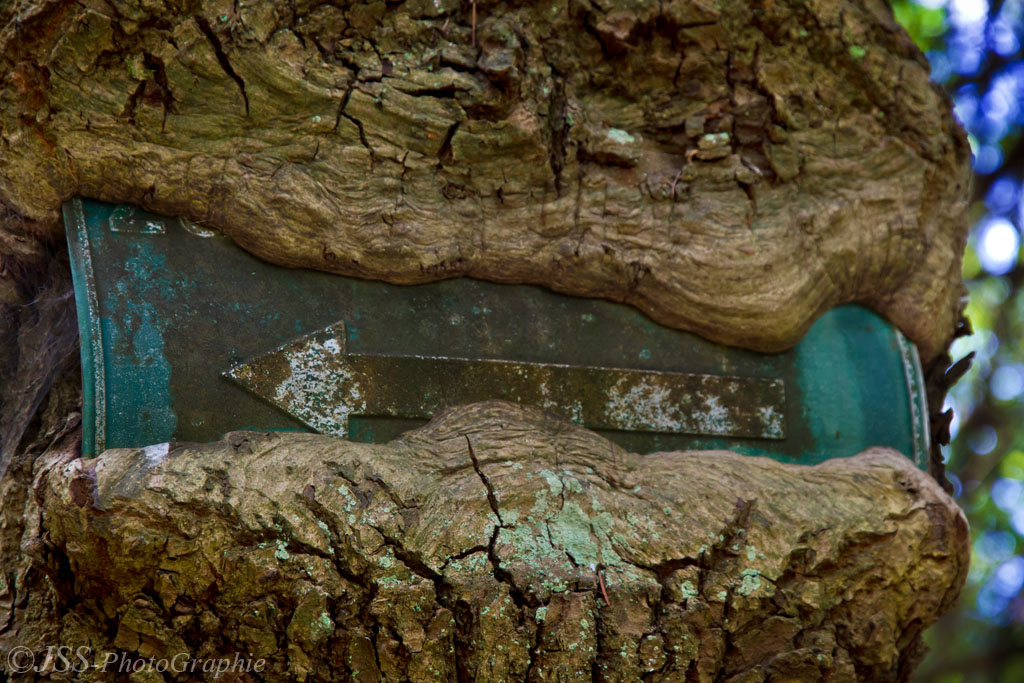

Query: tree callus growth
left=0, top=0, right=968, bottom=358
left=0, top=0, right=972, bottom=681
left=30, top=403, right=965, bottom=682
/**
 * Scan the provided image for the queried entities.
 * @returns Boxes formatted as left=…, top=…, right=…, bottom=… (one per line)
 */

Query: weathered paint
left=66, top=198, right=106, bottom=455
left=65, top=199, right=930, bottom=468
left=227, top=323, right=787, bottom=439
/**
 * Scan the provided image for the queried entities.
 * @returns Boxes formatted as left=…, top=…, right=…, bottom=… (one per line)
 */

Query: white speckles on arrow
left=225, top=323, right=363, bottom=436
left=225, top=321, right=786, bottom=440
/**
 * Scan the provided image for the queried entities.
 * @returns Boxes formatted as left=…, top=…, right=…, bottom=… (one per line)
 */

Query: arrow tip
left=222, top=322, right=353, bottom=438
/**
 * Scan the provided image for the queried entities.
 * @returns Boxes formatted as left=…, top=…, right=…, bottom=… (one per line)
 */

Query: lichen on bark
left=23, top=402, right=966, bottom=682
left=0, top=1, right=975, bottom=679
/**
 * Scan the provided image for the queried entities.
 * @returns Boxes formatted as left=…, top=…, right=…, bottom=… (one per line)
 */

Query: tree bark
left=0, top=0, right=973, bottom=680
left=0, top=0, right=968, bottom=359
left=8, top=402, right=967, bottom=682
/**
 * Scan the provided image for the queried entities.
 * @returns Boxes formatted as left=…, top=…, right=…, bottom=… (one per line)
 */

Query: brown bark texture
left=8, top=402, right=968, bottom=682
left=0, top=0, right=975, bottom=680
left=0, top=0, right=969, bottom=360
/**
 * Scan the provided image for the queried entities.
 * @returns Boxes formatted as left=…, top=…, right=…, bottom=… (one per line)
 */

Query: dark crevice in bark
left=486, top=523, right=538, bottom=610
left=323, top=463, right=375, bottom=511
left=437, top=120, right=460, bottom=165
left=342, top=112, right=376, bottom=168
left=462, top=435, right=538, bottom=610
left=651, top=557, right=702, bottom=582
left=403, top=85, right=463, bottom=99
left=440, top=545, right=489, bottom=571
left=699, top=498, right=757, bottom=590
left=298, top=495, right=374, bottom=592
left=365, top=471, right=418, bottom=510
left=739, top=180, right=757, bottom=210
left=194, top=14, right=250, bottom=116
left=464, top=435, right=504, bottom=527
left=144, top=53, right=176, bottom=132
left=372, top=528, right=447, bottom=592
left=333, top=82, right=355, bottom=132
left=546, top=74, right=568, bottom=197
left=120, top=80, right=146, bottom=124
left=572, top=166, right=585, bottom=247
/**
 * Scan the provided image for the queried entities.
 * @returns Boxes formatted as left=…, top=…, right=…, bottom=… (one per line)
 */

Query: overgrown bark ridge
left=0, top=0, right=970, bottom=360
left=20, top=402, right=967, bottom=682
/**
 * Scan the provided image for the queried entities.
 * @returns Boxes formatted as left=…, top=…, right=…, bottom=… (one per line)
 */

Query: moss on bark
left=10, top=402, right=967, bottom=681
left=0, top=2, right=974, bottom=679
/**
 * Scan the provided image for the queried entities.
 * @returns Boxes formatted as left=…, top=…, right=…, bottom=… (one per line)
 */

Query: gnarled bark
left=7, top=402, right=967, bottom=682
left=0, top=1, right=974, bottom=679
left=0, top=0, right=969, bottom=360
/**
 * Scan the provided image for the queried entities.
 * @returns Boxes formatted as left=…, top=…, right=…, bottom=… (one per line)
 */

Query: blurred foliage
left=893, top=1, right=949, bottom=50
left=889, top=1, right=1024, bottom=680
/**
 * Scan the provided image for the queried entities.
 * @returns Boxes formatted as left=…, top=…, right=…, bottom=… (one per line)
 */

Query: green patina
left=501, top=524, right=569, bottom=570
left=67, top=203, right=930, bottom=468
left=538, top=469, right=563, bottom=496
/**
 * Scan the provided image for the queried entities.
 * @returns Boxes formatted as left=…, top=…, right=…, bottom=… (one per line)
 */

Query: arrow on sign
left=224, top=322, right=786, bottom=440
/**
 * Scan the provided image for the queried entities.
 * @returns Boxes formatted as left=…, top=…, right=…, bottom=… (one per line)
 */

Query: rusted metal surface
left=64, top=199, right=930, bottom=467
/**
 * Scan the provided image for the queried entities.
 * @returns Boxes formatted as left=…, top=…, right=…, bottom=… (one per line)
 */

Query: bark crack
left=342, top=112, right=376, bottom=169
left=333, top=82, right=355, bottom=132
left=437, top=120, right=460, bottom=165
left=194, top=15, right=250, bottom=116
left=464, top=435, right=504, bottom=527
left=546, top=74, right=568, bottom=197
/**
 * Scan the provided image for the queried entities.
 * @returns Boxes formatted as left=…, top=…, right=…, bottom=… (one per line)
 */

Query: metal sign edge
left=64, top=198, right=107, bottom=456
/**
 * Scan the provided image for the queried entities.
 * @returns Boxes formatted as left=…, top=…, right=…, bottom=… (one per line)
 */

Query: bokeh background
left=890, top=1, right=1024, bottom=680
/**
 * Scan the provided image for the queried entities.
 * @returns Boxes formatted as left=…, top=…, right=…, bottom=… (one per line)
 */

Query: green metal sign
left=64, top=198, right=930, bottom=468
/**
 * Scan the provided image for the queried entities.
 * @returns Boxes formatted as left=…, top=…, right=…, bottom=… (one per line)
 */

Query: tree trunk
left=0, top=0, right=972, bottom=680
left=0, top=0, right=969, bottom=360
left=16, top=403, right=968, bottom=682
